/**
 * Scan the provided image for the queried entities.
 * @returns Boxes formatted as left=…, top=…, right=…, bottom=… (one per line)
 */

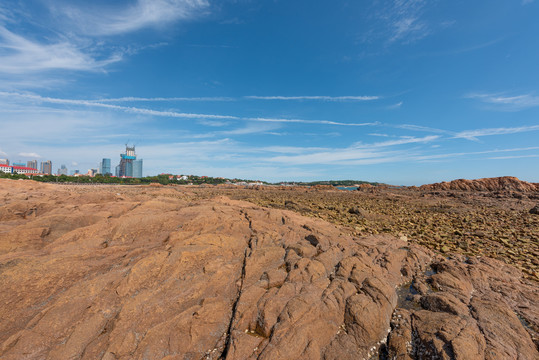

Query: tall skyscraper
left=99, top=158, right=111, bottom=175
left=27, top=160, right=38, bottom=169
left=57, top=164, right=68, bottom=175
left=118, top=145, right=143, bottom=178
left=40, top=160, right=52, bottom=175
left=133, top=159, right=143, bottom=178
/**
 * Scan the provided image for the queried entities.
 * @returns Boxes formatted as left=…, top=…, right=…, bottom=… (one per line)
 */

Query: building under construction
left=116, top=145, right=143, bottom=178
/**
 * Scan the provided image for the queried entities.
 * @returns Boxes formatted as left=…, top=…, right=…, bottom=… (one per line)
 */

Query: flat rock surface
left=0, top=180, right=538, bottom=359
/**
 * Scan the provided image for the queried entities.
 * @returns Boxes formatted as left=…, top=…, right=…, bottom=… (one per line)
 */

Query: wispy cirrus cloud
left=268, top=143, right=539, bottom=167
left=465, top=92, right=539, bottom=111
left=80, top=94, right=379, bottom=102
left=489, top=154, right=539, bottom=160
left=369, top=0, right=431, bottom=44
left=247, top=117, right=378, bottom=127
left=0, top=26, right=122, bottom=74
left=267, top=135, right=439, bottom=165
left=54, top=0, right=210, bottom=36
left=387, top=101, right=403, bottom=109
left=18, top=152, right=41, bottom=158
left=0, top=92, right=381, bottom=126
left=454, top=125, right=539, bottom=140
left=391, top=123, right=454, bottom=135
left=93, top=96, right=234, bottom=102
left=0, top=92, right=238, bottom=119
left=0, top=0, right=209, bottom=78
left=245, top=95, right=380, bottom=101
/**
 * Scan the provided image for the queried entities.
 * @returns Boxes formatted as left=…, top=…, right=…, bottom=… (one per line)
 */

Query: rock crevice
left=0, top=181, right=537, bottom=359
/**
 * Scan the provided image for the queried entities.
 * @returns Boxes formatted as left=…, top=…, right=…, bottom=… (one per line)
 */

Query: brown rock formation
left=419, top=176, right=539, bottom=192
left=0, top=180, right=537, bottom=359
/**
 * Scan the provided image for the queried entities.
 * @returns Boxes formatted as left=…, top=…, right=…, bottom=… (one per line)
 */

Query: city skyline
left=0, top=1, right=538, bottom=185
left=0, top=144, right=143, bottom=178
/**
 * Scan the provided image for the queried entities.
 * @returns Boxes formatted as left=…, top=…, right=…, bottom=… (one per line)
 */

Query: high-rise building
left=133, top=159, right=143, bottom=178
left=40, top=160, right=52, bottom=175
left=27, top=160, right=38, bottom=169
left=117, top=145, right=143, bottom=178
left=57, top=164, right=68, bottom=176
left=99, top=158, right=111, bottom=175
left=0, top=159, right=9, bottom=165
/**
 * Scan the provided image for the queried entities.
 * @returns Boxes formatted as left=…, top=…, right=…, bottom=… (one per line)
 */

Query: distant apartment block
left=40, top=160, right=52, bottom=175
left=0, top=159, right=9, bottom=165
left=133, top=159, right=143, bottom=178
left=27, top=160, right=38, bottom=169
left=57, top=164, right=68, bottom=176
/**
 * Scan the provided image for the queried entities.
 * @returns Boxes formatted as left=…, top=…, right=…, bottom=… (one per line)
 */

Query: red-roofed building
left=0, top=164, right=39, bottom=174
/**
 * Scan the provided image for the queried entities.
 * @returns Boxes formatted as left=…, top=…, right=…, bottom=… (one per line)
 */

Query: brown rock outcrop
left=419, top=176, right=539, bottom=192
left=0, top=179, right=537, bottom=359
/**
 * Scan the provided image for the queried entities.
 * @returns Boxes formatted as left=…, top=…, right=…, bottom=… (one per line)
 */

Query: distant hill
left=286, top=180, right=383, bottom=187
left=419, top=176, right=539, bottom=192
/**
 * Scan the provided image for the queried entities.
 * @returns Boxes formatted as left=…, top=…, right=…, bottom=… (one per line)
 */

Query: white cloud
left=370, top=0, right=430, bottom=44
left=197, top=119, right=229, bottom=127
left=190, top=122, right=280, bottom=138
left=18, top=152, right=41, bottom=158
left=0, top=92, right=381, bottom=126
left=390, top=16, right=428, bottom=43
left=0, top=1, right=209, bottom=78
left=391, top=123, right=453, bottom=134
left=465, top=92, right=539, bottom=111
left=0, top=92, right=239, bottom=119
left=388, top=101, right=403, bottom=109
left=0, top=26, right=122, bottom=74
left=489, top=154, right=539, bottom=160
left=94, top=96, right=234, bottom=102
left=58, top=0, right=210, bottom=36
left=248, top=117, right=379, bottom=127
left=0, top=149, right=7, bottom=157
left=267, top=135, right=439, bottom=166
left=245, top=95, right=380, bottom=101
left=454, top=125, right=539, bottom=140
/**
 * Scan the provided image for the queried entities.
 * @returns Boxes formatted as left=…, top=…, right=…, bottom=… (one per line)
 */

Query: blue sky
left=0, top=0, right=538, bottom=184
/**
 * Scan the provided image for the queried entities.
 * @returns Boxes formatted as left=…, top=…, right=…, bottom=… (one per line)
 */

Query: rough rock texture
left=0, top=180, right=538, bottom=359
left=214, top=184, right=539, bottom=281
left=419, top=176, right=539, bottom=192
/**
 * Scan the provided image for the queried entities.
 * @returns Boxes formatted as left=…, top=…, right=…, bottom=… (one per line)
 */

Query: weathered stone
left=0, top=179, right=537, bottom=359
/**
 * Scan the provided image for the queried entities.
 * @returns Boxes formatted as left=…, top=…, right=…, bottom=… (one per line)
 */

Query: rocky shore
left=0, top=179, right=537, bottom=359
left=196, top=181, right=539, bottom=282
